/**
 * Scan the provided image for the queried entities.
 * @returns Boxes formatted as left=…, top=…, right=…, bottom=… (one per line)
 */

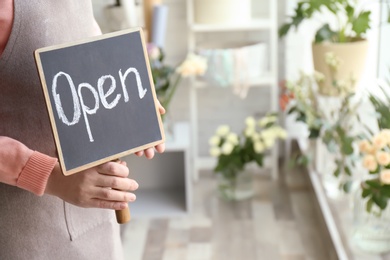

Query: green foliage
left=362, top=180, right=390, bottom=212
left=279, top=0, right=372, bottom=43
left=369, top=84, right=390, bottom=130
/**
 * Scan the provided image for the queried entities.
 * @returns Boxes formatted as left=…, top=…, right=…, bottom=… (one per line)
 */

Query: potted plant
left=279, top=0, right=372, bottom=96
left=208, top=114, right=287, bottom=201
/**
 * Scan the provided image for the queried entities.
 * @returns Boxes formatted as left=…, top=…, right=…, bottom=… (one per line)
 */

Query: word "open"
left=52, top=67, right=147, bottom=142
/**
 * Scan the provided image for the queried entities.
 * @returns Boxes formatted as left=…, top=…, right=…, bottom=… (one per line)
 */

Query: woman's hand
left=45, top=160, right=138, bottom=210
left=134, top=99, right=166, bottom=159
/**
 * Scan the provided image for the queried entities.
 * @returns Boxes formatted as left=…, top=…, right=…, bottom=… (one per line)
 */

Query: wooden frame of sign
left=34, top=27, right=165, bottom=176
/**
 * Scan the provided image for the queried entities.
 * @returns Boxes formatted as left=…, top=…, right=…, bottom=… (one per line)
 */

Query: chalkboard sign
left=35, top=28, right=165, bottom=176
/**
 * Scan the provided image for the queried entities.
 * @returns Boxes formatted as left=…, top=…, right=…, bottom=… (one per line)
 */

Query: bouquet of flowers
left=360, top=129, right=390, bottom=213
left=209, top=114, right=287, bottom=177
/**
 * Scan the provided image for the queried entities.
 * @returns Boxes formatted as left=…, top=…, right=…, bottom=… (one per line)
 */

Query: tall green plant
left=369, top=84, right=390, bottom=129
left=279, top=0, right=372, bottom=43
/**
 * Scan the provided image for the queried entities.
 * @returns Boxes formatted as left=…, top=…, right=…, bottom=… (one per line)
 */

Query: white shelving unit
left=123, top=122, right=192, bottom=218
left=186, top=0, right=280, bottom=181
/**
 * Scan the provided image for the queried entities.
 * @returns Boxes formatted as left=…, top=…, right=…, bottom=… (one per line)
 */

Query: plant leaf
left=352, top=11, right=371, bottom=36
left=315, top=24, right=337, bottom=43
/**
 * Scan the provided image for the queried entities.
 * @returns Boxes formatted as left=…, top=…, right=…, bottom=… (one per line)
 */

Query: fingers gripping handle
left=116, top=208, right=130, bottom=224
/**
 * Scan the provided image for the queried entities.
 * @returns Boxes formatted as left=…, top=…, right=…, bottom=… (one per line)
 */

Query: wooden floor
left=120, top=166, right=336, bottom=260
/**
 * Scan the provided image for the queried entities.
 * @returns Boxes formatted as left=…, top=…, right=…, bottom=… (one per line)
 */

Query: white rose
left=227, top=133, right=239, bottom=145
left=208, top=136, right=220, bottom=146
left=245, top=116, right=256, bottom=127
left=216, top=125, right=230, bottom=137
left=380, top=169, right=390, bottom=184
left=221, top=142, right=234, bottom=155
left=244, top=127, right=255, bottom=138
left=263, top=137, right=275, bottom=148
left=260, top=129, right=275, bottom=140
left=253, top=141, right=265, bottom=153
left=209, top=147, right=221, bottom=157
left=251, top=133, right=260, bottom=141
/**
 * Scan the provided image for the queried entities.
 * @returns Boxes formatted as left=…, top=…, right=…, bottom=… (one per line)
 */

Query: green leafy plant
left=279, top=0, right=372, bottom=43
left=282, top=72, right=324, bottom=139
left=321, top=92, right=363, bottom=192
left=368, top=83, right=390, bottom=130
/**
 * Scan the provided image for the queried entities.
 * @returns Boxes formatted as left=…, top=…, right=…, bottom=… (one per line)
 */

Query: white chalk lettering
left=119, top=68, right=147, bottom=101
left=52, top=71, right=81, bottom=125
left=97, top=75, right=121, bottom=109
left=51, top=67, right=148, bottom=143
left=77, top=83, right=100, bottom=142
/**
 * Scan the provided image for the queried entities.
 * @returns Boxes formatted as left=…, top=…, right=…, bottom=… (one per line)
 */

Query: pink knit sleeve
left=0, top=136, right=57, bottom=196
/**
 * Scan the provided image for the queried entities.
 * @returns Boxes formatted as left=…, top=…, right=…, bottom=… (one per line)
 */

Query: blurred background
left=92, top=0, right=390, bottom=259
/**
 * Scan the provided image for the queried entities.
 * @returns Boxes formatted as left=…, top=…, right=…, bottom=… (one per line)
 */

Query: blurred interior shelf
left=193, top=74, right=275, bottom=88
left=186, top=0, right=280, bottom=182
left=189, top=19, right=273, bottom=32
left=123, top=122, right=192, bottom=218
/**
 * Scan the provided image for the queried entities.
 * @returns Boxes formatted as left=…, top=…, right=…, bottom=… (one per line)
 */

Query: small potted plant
left=279, top=0, right=375, bottom=96
left=209, top=114, right=287, bottom=201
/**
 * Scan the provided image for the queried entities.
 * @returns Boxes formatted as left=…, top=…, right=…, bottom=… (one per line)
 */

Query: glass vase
left=352, top=187, right=390, bottom=254
left=216, top=165, right=254, bottom=201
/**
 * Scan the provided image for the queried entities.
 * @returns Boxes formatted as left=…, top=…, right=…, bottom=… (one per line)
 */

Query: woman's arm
left=0, top=0, right=13, bottom=57
left=0, top=137, right=57, bottom=195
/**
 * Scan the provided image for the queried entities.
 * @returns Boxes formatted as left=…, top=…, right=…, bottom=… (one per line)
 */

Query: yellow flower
left=380, top=169, right=390, bottom=184
left=216, top=125, right=230, bottom=137
left=208, top=136, right=220, bottom=146
left=209, top=147, right=221, bottom=157
left=362, top=155, right=378, bottom=172
left=376, top=151, right=390, bottom=166
left=372, top=134, right=387, bottom=149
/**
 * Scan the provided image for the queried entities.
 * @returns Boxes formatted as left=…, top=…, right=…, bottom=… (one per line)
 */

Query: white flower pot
left=312, top=41, right=368, bottom=96
left=194, top=0, right=251, bottom=25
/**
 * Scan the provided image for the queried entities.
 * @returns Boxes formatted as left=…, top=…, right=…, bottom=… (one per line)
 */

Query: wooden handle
left=115, top=207, right=130, bottom=224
